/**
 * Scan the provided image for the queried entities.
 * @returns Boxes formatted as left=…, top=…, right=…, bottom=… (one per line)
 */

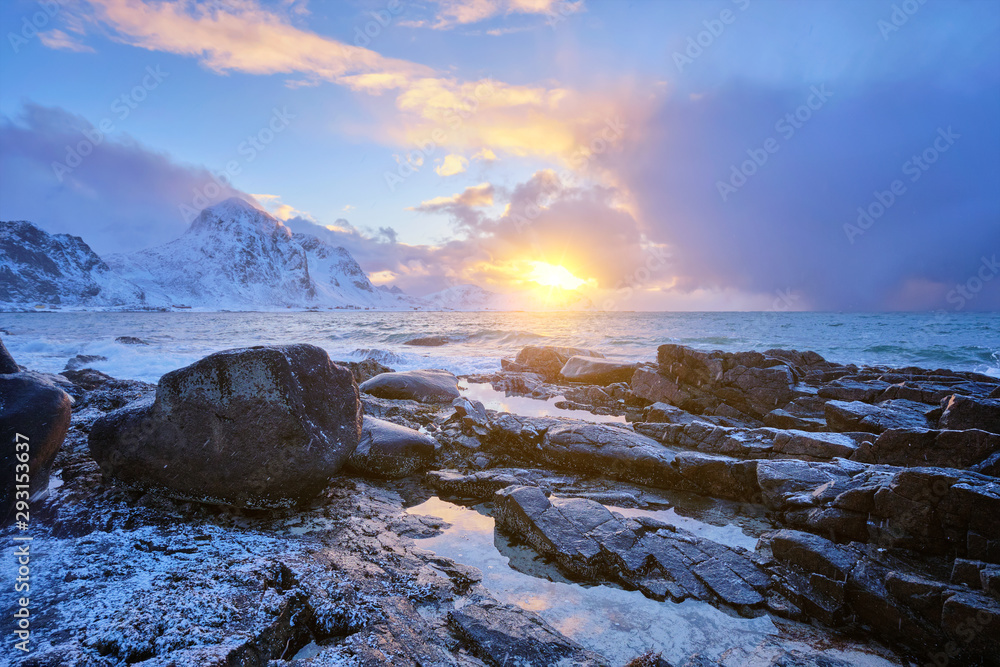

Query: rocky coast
left=2, top=336, right=999, bottom=666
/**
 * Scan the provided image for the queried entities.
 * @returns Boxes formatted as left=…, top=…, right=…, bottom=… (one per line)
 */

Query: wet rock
left=640, top=421, right=776, bottom=459
left=644, top=402, right=705, bottom=425
left=494, top=486, right=774, bottom=614
left=488, top=417, right=683, bottom=489
left=864, top=428, right=1000, bottom=468
left=429, top=469, right=542, bottom=498
left=757, top=459, right=860, bottom=512
left=89, top=344, right=362, bottom=508
left=939, top=590, right=1000, bottom=658
left=673, top=452, right=761, bottom=502
left=870, top=467, right=1000, bottom=558
left=818, top=380, right=891, bottom=403
left=770, top=530, right=855, bottom=583
left=114, top=336, right=148, bottom=345
left=404, top=335, right=451, bottom=346
left=449, top=593, right=610, bottom=667
left=762, top=407, right=826, bottom=432
left=1, top=372, right=72, bottom=521
left=631, top=367, right=683, bottom=406
left=971, top=450, right=1000, bottom=477
left=360, top=394, right=427, bottom=430
left=637, top=345, right=801, bottom=419
left=825, top=399, right=934, bottom=433
left=348, top=417, right=437, bottom=479
left=513, top=345, right=604, bottom=381
left=59, top=369, right=154, bottom=413
left=333, top=358, right=394, bottom=384
left=559, top=356, right=637, bottom=385
left=64, top=354, right=108, bottom=371
left=939, top=394, right=1000, bottom=434
left=0, top=336, right=18, bottom=373
left=877, top=381, right=965, bottom=405
left=771, top=430, right=861, bottom=460
left=360, top=369, right=460, bottom=403
left=452, top=396, right=489, bottom=433
left=692, top=556, right=764, bottom=607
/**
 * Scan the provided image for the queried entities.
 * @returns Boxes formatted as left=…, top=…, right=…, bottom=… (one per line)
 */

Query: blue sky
left=1, top=0, right=998, bottom=310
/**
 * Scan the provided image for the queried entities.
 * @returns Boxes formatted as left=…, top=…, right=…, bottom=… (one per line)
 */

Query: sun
left=527, top=261, right=591, bottom=291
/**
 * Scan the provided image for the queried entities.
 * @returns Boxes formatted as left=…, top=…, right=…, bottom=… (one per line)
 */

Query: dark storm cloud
left=0, top=103, right=246, bottom=254
left=612, top=78, right=1000, bottom=311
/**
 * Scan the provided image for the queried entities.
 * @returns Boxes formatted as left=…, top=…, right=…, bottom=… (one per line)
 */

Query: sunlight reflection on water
left=407, top=496, right=905, bottom=666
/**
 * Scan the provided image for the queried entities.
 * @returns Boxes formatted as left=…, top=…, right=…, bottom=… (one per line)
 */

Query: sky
left=1, top=0, right=998, bottom=311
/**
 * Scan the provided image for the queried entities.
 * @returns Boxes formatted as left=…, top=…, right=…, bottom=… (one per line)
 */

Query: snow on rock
left=105, top=198, right=415, bottom=310
left=0, top=220, right=153, bottom=307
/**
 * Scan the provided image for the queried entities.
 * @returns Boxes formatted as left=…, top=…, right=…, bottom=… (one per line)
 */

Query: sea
left=2, top=310, right=998, bottom=383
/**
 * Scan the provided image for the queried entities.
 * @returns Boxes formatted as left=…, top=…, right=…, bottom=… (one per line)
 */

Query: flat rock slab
left=493, top=486, right=774, bottom=612
left=825, top=399, right=934, bottom=434
left=360, top=369, right=460, bottom=403
left=449, top=595, right=609, bottom=667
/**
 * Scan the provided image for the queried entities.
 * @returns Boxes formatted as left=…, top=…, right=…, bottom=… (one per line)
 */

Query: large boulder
left=0, top=336, right=19, bottom=373
left=559, top=356, right=637, bottom=385
left=347, top=417, right=437, bottom=479
left=1, top=372, right=72, bottom=521
left=513, top=345, right=603, bottom=381
left=359, top=369, right=460, bottom=403
left=939, top=395, right=1000, bottom=434
left=635, top=345, right=801, bottom=418
left=89, top=344, right=362, bottom=508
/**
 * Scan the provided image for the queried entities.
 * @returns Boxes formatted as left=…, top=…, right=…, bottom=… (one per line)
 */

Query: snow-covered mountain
left=107, top=198, right=411, bottom=310
left=1, top=200, right=593, bottom=311
left=0, top=220, right=152, bottom=307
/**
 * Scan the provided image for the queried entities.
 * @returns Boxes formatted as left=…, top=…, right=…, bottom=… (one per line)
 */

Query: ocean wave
left=347, top=348, right=406, bottom=365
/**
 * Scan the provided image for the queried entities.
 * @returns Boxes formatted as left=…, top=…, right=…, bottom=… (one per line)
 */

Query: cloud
left=473, top=148, right=497, bottom=161
left=0, top=103, right=247, bottom=255
left=250, top=193, right=311, bottom=221
left=435, top=154, right=468, bottom=176
left=285, top=171, right=666, bottom=300
left=608, top=80, right=1000, bottom=311
left=83, top=0, right=430, bottom=90
left=414, top=183, right=495, bottom=210
left=67, top=0, right=631, bottom=166
left=405, top=0, right=584, bottom=30
left=38, top=29, right=94, bottom=52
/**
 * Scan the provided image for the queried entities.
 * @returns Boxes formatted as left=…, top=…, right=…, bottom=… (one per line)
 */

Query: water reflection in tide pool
left=606, top=503, right=762, bottom=552
left=407, top=497, right=905, bottom=667
left=408, top=497, right=774, bottom=665
left=461, top=382, right=626, bottom=423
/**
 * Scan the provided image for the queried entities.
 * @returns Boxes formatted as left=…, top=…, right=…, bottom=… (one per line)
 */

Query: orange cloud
left=73, top=0, right=637, bottom=168
left=414, top=183, right=494, bottom=209
left=435, top=154, right=469, bottom=176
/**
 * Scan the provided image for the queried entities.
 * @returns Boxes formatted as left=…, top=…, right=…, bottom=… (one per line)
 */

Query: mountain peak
left=188, top=197, right=287, bottom=238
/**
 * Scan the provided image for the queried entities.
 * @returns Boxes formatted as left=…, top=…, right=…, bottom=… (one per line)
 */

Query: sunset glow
left=527, top=262, right=592, bottom=291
